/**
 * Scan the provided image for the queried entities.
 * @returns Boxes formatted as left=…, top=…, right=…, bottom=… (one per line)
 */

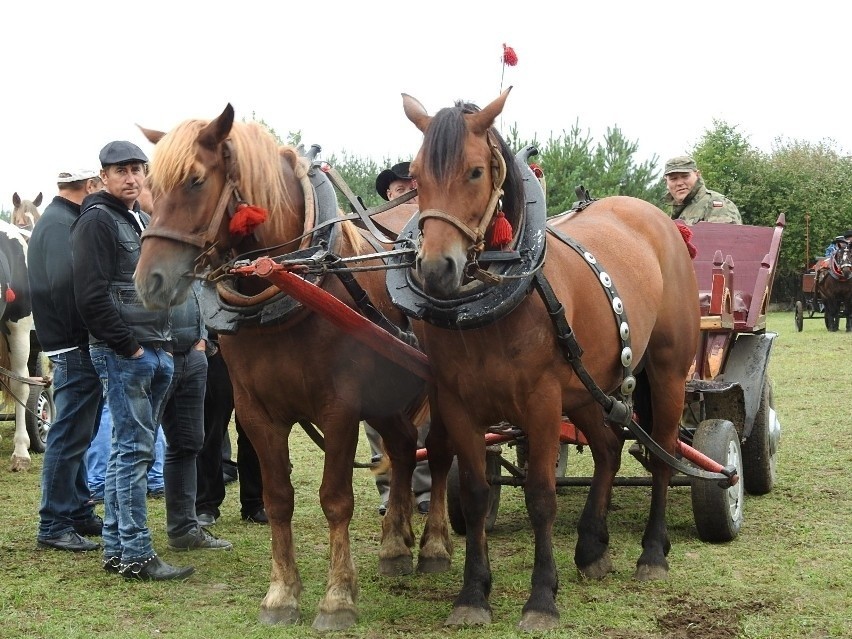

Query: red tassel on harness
left=674, top=220, right=698, bottom=259
left=5, top=287, right=15, bottom=303
left=489, top=211, right=513, bottom=249
left=229, top=203, right=268, bottom=236
left=502, top=43, right=518, bottom=67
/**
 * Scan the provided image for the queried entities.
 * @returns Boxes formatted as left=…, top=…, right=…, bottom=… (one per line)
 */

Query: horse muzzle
left=415, top=250, right=467, bottom=299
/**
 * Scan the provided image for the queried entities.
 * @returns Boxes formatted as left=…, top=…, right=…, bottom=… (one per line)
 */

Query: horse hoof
left=445, top=605, right=491, bottom=626
left=312, top=608, right=357, bottom=632
left=379, top=554, right=414, bottom=576
left=518, top=610, right=560, bottom=632
left=578, top=551, right=612, bottom=580
left=417, top=555, right=451, bottom=574
left=258, top=605, right=300, bottom=625
left=634, top=563, right=669, bottom=581
left=10, top=456, right=31, bottom=472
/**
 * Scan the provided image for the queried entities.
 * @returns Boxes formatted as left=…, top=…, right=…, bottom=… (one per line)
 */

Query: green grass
left=1, top=311, right=849, bottom=638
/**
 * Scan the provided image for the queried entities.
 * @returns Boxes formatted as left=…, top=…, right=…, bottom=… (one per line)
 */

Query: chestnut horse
left=400, top=89, right=699, bottom=630
left=815, top=241, right=852, bottom=331
left=133, top=106, right=451, bottom=630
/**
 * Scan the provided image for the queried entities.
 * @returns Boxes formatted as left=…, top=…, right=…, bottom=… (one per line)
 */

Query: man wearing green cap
left=663, top=155, right=742, bottom=225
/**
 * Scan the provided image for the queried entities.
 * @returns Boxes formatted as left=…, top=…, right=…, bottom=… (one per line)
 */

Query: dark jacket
left=71, top=191, right=170, bottom=357
left=169, top=282, right=207, bottom=354
left=27, top=196, right=89, bottom=352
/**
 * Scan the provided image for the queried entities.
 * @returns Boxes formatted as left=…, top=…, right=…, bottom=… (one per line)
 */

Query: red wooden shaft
left=238, top=257, right=432, bottom=382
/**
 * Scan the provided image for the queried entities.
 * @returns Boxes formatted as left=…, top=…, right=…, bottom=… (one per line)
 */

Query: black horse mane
left=421, top=101, right=525, bottom=233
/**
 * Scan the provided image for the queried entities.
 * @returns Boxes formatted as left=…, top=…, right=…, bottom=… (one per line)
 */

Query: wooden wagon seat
left=688, top=218, right=785, bottom=332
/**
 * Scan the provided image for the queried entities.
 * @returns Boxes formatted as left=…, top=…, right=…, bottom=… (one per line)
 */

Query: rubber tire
left=690, top=419, right=744, bottom=543
left=794, top=301, right=803, bottom=332
left=25, top=355, right=53, bottom=454
left=447, top=453, right=502, bottom=535
left=741, top=378, right=777, bottom=495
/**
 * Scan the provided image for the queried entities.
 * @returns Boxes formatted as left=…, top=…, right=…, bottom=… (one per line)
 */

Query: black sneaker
left=169, top=528, right=233, bottom=551
left=241, top=508, right=268, bottom=524
left=73, top=514, right=104, bottom=537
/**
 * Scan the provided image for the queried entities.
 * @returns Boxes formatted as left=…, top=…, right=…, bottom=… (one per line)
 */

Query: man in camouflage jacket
left=663, top=155, right=742, bottom=224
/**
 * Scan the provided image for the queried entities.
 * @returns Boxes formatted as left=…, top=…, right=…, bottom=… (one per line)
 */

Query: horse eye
left=471, top=167, right=484, bottom=180
left=189, top=176, right=205, bottom=189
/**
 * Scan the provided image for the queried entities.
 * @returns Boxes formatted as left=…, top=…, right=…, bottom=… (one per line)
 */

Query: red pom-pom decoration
left=529, top=163, right=543, bottom=179
left=229, top=203, right=269, bottom=236
left=674, top=220, right=698, bottom=259
left=502, top=43, right=518, bottom=67
left=5, top=287, right=15, bottom=303
left=489, top=211, right=514, bottom=249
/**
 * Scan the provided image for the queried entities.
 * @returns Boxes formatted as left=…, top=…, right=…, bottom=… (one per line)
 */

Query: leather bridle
left=141, top=140, right=243, bottom=271
left=417, top=130, right=507, bottom=260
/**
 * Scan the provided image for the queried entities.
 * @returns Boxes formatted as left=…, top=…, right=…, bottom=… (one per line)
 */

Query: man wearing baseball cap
left=71, top=140, right=193, bottom=580
left=32, top=167, right=106, bottom=553
left=663, top=155, right=742, bottom=225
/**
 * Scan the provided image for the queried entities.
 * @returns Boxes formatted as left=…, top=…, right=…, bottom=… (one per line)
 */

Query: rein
left=417, top=130, right=508, bottom=269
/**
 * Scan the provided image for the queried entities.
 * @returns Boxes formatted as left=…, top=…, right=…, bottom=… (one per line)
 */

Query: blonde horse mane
left=149, top=119, right=362, bottom=249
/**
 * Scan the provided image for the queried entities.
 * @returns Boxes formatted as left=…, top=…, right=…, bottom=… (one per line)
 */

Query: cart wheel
left=742, top=378, right=779, bottom=495
left=25, top=355, right=53, bottom=454
left=794, top=301, right=803, bottom=332
left=690, top=419, right=744, bottom=543
left=447, top=453, right=502, bottom=535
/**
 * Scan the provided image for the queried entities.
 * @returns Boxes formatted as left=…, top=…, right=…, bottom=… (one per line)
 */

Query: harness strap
left=330, top=263, right=419, bottom=348
left=536, top=232, right=733, bottom=482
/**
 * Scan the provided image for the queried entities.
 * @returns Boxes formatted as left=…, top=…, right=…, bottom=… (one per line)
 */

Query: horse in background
left=133, top=105, right=451, bottom=630
left=0, top=219, right=34, bottom=471
left=401, top=89, right=699, bottom=629
left=815, top=241, right=852, bottom=331
left=11, top=192, right=43, bottom=232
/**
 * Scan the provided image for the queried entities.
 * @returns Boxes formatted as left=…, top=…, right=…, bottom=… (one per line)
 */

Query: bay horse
left=11, top=192, right=43, bottom=231
left=399, top=89, right=699, bottom=630
left=815, top=241, right=852, bottom=331
left=133, top=105, right=452, bottom=630
left=0, top=219, right=35, bottom=471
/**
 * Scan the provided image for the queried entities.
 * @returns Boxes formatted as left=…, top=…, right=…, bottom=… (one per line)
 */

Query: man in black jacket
left=72, top=140, right=192, bottom=581
left=31, top=169, right=104, bottom=553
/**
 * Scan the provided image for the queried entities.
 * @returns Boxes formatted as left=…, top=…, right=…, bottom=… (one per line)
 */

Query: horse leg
left=417, top=406, right=453, bottom=574
left=517, top=399, right=563, bottom=632
left=444, top=402, right=492, bottom=626
left=9, top=319, right=33, bottom=472
left=571, top=405, right=622, bottom=581
left=368, top=416, right=416, bottom=576
left=634, top=372, right=679, bottom=581
left=248, top=422, right=303, bottom=626
left=312, top=412, right=361, bottom=632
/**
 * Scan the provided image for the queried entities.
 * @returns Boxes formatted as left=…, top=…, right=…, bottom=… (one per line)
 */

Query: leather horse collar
left=386, top=146, right=546, bottom=330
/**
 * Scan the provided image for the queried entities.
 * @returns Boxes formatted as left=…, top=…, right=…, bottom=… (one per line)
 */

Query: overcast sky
left=2, top=1, right=848, bottom=208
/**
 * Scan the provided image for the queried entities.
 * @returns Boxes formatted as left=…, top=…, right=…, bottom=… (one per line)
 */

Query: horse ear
left=402, top=93, right=432, bottom=133
left=139, top=125, right=166, bottom=145
left=33, top=193, right=43, bottom=207
left=466, top=86, right=513, bottom=135
left=198, top=104, right=235, bottom=151
left=12, top=193, right=20, bottom=207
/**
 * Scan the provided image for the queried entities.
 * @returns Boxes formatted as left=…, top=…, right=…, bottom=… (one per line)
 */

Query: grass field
left=1, top=312, right=850, bottom=638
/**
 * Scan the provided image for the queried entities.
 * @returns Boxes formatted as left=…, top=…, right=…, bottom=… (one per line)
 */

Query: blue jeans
left=37, top=348, right=103, bottom=540
left=91, top=345, right=173, bottom=562
left=87, top=404, right=166, bottom=500
left=161, top=348, right=208, bottom=538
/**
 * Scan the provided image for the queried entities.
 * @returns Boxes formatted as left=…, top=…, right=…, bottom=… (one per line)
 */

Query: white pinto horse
left=0, top=215, right=36, bottom=471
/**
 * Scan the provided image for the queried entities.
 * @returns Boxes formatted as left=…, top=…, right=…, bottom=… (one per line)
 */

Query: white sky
left=2, top=1, right=848, bottom=207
